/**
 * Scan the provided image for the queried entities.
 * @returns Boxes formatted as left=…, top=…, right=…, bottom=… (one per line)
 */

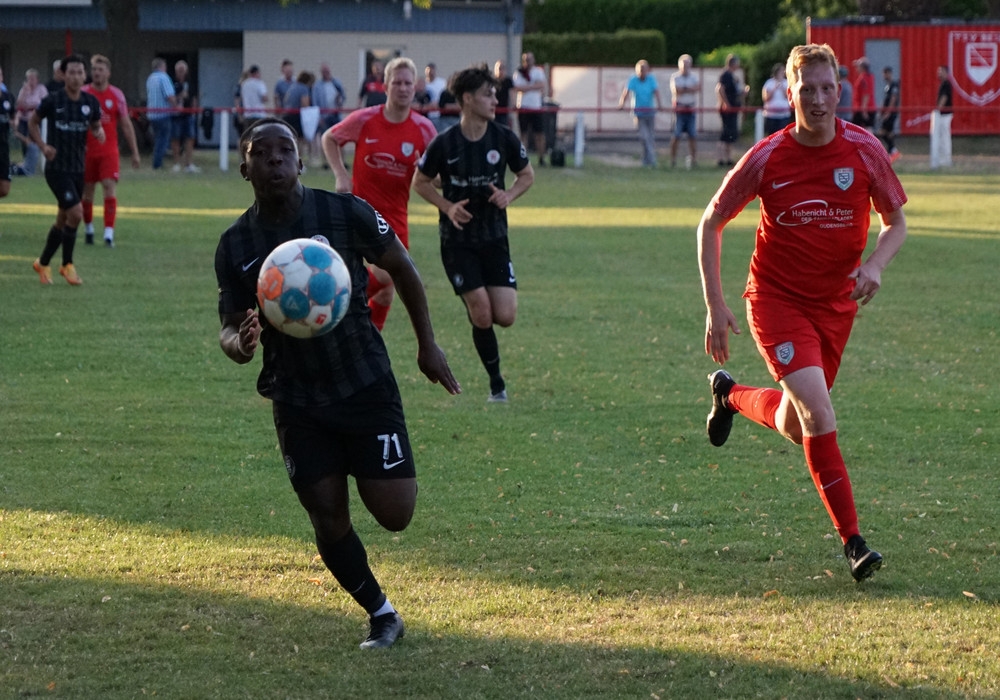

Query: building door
left=198, top=48, right=244, bottom=148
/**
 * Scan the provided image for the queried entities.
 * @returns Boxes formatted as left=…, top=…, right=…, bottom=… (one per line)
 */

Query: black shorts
left=879, top=114, right=897, bottom=133
left=852, top=111, right=874, bottom=128
left=272, top=373, right=414, bottom=491
left=719, top=112, right=740, bottom=143
left=518, top=110, right=544, bottom=136
left=441, top=238, right=517, bottom=295
left=45, top=170, right=85, bottom=210
left=0, top=145, right=10, bottom=183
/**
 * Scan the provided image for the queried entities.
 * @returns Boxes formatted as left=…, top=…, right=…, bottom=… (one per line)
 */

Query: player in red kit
left=697, top=44, right=908, bottom=582
left=321, top=56, right=437, bottom=330
left=82, top=54, right=141, bottom=247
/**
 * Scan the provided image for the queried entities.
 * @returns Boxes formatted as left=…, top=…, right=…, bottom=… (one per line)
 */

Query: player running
left=82, top=54, right=141, bottom=248
left=321, top=56, right=437, bottom=331
left=217, top=118, right=459, bottom=649
left=697, top=44, right=908, bottom=581
left=414, top=64, right=534, bottom=402
left=30, top=55, right=104, bottom=285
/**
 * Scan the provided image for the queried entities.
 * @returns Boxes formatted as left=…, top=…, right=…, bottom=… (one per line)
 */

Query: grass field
left=1, top=150, right=999, bottom=699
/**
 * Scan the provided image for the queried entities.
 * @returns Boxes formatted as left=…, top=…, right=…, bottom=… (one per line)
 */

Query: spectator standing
left=240, top=65, right=269, bottom=122
left=762, top=63, right=792, bottom=135
left=414, top=65, right=535, bottom=402
left=423, top=62, right=447, bottom=127
left=283, top=70, right=315, bottom=164
left=715, top=54, right=749, bottom=167
left=851, top=57, right=875, bottom=129
left=13, top=68, right=47, bottom=176
left=493, top=60, right=514, bottom=128
left=930, top=65, right=953, bottom=169
left=45, top=59, right=65, bottom=94
left=312, top=62, right=345, bottom=132
left=698, top=44, right=907, bottom=583
left=29, top=55, right=105, bottom=286
left=170, top=60, right=200, bottom=173
left=321, top=56, right=437, bottom=331
left=877, top=66, right=901, bottom=162
left=274, top=59, right=294, bottom=110
left=835, top=65, right=853, bottom=121
left=669, top=54, right=699, bottom=168
left=618, top=59, right=662, bottom=168
left=512, top=51, right=548, bottom=166
left=81, top=54, right=141, bottom=247
left=0, top=69, right=14, bottom=198
left=359, top=60, right=387, bottom=107
left=145, top=57, right=177, bottom=170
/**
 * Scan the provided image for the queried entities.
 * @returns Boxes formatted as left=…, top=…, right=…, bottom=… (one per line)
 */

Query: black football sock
left=315, top=527, right=386, bottom=616
left=61, top=225, right=79, bottom=266
left=40, top=226, right=63, bottom=266
left=472, top=325, right=504, bottom=393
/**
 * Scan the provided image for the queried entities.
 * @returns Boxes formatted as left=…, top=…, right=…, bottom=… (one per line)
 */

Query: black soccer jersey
left=1, top=86, right=14, bottom=149
left=417, top=121, right=530, bottom=247
left=215, top=187, right=398, bottom=406
left=35, top=89, right=101, bottom=174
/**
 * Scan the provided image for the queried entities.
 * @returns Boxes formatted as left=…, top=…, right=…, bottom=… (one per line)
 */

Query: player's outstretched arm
left=375, top=238, right=461, bottom=395
left=697, top=206, right=741, bottom=365
left=413, top=170, right=471, bottom=230
left=321, top=129, right=351, bottom=192
left=219, top=309, right=260, bottom=364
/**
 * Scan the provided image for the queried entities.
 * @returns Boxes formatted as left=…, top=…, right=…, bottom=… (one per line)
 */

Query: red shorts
left=84, top=149, right=121, bottom=184
left=746, top=295, right=856, bottom=389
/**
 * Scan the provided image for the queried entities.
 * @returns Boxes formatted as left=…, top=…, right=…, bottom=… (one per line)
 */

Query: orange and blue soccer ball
left=256, top=238, right=352, bottom=338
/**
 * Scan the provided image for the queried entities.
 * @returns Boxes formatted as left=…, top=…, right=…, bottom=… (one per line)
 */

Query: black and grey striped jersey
left=417, top=121, right=530, bottom=247
left=35, top=89, right=101, bottom=174
left=215, top=186, right=398, bottom=406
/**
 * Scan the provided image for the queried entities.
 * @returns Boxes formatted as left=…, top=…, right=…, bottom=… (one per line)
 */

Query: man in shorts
left=414, top=64, right=534, bottom=402
left=669, top=54, right=699, bottom=168
left=697, top=44, right=908, bottom=582
left=82, top=54, right=141, bottom=247
left=216, top=118, right=459, bottom=649
left=29, top=55, right=104, bottom=285
left=321, top=56, right=437, bottom=331
left=0, top=68, right=15, bottom=199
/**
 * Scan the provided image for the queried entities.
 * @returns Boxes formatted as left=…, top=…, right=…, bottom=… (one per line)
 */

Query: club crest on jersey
left=401, top=141, right=414, bottom=157
left=487, top=149, right=500, bottom=165
left=375, top=211, right=390, bottom=235
left=82, top=105, right=91, bottom=116
left=833, top=167, right=854, bottom=191
left=775, top=341, right=795, bottom=366
left=105, top=99, right=113, bottom=109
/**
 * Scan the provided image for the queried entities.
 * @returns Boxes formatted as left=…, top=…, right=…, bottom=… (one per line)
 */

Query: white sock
left=104, top=227, right=114, bottom=241
left=371, top=599, right=396, bottom=618
left=85, top=223, right=94, bottom=235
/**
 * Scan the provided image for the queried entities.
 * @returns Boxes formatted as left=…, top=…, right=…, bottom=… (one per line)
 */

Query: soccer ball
left=256, top=237, right=352, bottom=338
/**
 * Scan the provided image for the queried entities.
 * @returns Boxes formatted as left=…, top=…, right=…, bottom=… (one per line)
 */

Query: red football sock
left=802, top=431, right=859, bottom=543
left=103, top=197, right=117, bottom=229
left=727, top=385, right=782, bottom=431
left=82, top=200, right=94, bottom=226
left=368, top=299, right=390, bottom=331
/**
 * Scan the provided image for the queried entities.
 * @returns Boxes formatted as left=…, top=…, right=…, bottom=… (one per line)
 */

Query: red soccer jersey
left=329, top=106, right=436, bottom=244
left=83, top=83, right=129, bottom=155
left=711, top=120, right=907, bottom=308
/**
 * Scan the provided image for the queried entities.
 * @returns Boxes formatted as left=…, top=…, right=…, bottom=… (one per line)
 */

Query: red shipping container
left=808, top=18, right=1000, bottom=135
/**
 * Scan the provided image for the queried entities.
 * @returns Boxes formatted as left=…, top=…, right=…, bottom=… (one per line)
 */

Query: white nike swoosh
left=447, top=157, right=460, bottom=164
left=820, top=478, right=843, bottom=490
left=772, top=180, right=794, bottom=189
left=383, top=459, right=405, bottom=470
left=365, top=138, right=378, bottom=143
left=242, top=257, right=260, bottom=272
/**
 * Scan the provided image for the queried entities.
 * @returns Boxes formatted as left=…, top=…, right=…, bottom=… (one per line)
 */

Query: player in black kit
left=413, top=65, right=534, bottom=402
left=29, top=55, right=104, bottom=285
left=216, top=118, right=460, bottom=650
left=1, top=69, right=15, bottom=199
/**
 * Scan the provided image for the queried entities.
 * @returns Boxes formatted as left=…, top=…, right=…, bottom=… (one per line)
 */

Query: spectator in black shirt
left=216, top=118, right=459, bottom=650
left=29, top=55, right=104, bottom=286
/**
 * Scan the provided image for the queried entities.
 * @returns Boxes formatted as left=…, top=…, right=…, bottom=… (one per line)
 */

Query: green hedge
left=526, top=0, right=783, bottom=63
left=524, top=29, right=666, bottom=66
